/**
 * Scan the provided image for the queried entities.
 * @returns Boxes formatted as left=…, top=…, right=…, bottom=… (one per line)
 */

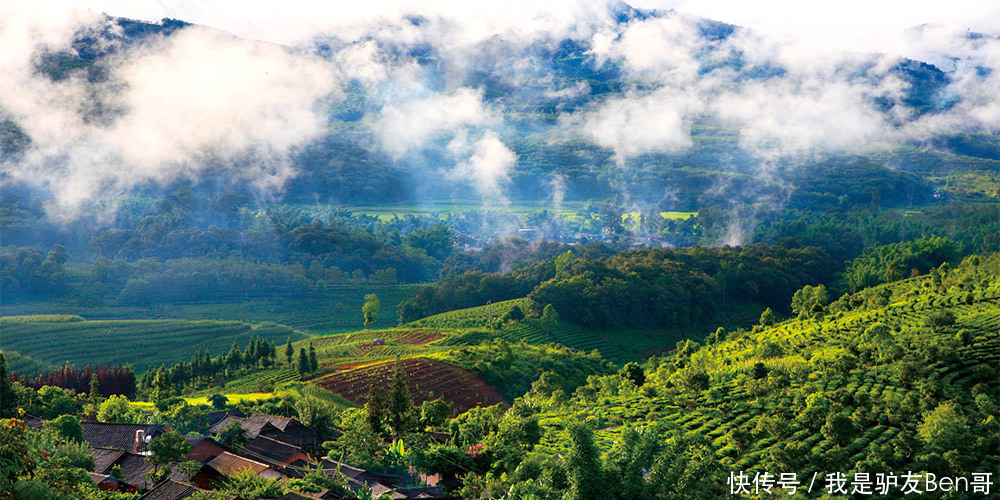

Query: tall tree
left=309, top=343, right=318, bottom=373
left=759, top=307, right=777, bottom=327
left=216, top=420, right=249, bottom=449
left=363, top=293, right=380, bottom=330
left=284, top=338, right=293, bottom=367
left=791, top=284, right=830, bottom=319
left=0, top=353, right=15, bottom=418
left=44, top=415, right=85, bottom=443
left=147, top=430, right=191, bottom=484
left=86, top=374, right=101, bottom=416
left=226, top=339, right=243, bottom=371
left=365, top=378, right=385, bottom=439
left=564, top=422, right=604, bottom=500
left=296, top=348, right=309, bottom=376
left=385, top=363, right=414, bottom=439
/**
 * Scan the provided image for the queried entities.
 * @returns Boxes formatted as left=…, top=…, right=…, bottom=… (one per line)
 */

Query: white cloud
left=446, top=131, right=517, bottom=202
left=4, top=0, right=999, bottom=219
left=0, top=10, right=338, bottom=218
left=591, top=13, right=701, bottom=82
left=580, top=89, right=700, bottom=159
left=711, top=80, right=887, bottom=157
left=66, top=0, right=617, bottom=47
left=634, top=0, right=1000, bottom=55
left=375, top=87, right=492, bottom=158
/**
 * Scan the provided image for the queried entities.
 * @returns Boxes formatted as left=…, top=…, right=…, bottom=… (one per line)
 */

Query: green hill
left=409, top=297, right=766, bottom=362
left=526, top=254, right=1000, bottom=487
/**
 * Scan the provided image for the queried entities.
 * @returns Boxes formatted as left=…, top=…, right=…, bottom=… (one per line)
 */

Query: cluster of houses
left=454, top=229, right=678, bottom=253
left=26, top=411, right=453, bottom=500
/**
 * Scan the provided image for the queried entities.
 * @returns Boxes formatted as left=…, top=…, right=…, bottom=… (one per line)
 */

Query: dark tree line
left=0, top=245, right=68, bottom=301
left=400, top=243, right=835, bottom=329
left=530, top=245, right=835, bottom=329
left=11, top=363, right=136, bottom=399
left=841, top=236, right=961, bottom=292
left=138, top=336, right=279, bottom=396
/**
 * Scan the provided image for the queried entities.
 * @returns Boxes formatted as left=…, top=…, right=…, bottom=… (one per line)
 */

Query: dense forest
left=398, top=244, right=834, bottom=328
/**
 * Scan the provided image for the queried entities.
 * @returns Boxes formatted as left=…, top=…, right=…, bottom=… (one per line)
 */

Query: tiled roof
left=320, top=459, right=365, bottom=480
left=137, top=480, right=197, bottom=500
left=137, top=479, right=237, bottom=500
left=87, top=472, right=121, bottom=488
left=114, top=452, right=155, bottom=487
left=184, top=435, right=212, bottom=447
left=394, top=486, right=448, bottom=499
left=209, top=415, right=271, bottom=438
left=210, top=413, right=315, bottom=449
left=23, top=414, right=45, bottom=429
left=236, top=435, right=310, bottom=468
left=207, top=451, right=270, bottom=475
left=248, top=413, right=295, bottom=432
left=186, top=436, right=227, bottom=463
left=369, top=485, right=452, bottom=499
left=82, top=422, right=165, bottom=451
left=92, top=447, right=127, bottom=473
left=205, top=409, right=246, bottom=428
left=277, top=493, right=319, bottom=500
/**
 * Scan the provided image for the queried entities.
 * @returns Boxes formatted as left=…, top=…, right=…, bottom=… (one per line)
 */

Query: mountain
left=3, top=8, right=997, bottom=213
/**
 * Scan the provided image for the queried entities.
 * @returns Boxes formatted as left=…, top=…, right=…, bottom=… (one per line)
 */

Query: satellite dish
left=145, top=435, right=152, bottom=443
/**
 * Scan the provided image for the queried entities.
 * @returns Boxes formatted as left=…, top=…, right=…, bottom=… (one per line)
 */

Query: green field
left=0, top=316, right=307, bottom=375
left=0, top=284, right=422, bottom=334
left=305, top=201, right=591, bottom=221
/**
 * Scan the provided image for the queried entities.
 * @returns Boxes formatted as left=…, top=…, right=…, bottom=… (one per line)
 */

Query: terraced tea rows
left=316, top=358, right=506, bottom=413
left=407, top=298, right=532, bottom=329
left=3, top=284, right=423, bottom=334
left=531, top=263, right=1000, bottom=476
left=438, top=319, right=624, bottom=361
left=0, top=316, right=305, bottom=374
left=310, top=329, right=445, bottom=349
left=206, top=367, right=302, bottom=394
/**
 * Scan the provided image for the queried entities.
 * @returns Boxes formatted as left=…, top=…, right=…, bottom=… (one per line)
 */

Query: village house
left=81, top=421, right=167, bottom=453
left=209, top=413, right=317, bottom=450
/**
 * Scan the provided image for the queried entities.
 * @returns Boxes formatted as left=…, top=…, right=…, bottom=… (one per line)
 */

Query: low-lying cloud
left=579, top=89, right=700, bottom=160
left=447, top=131, right=517, bottom=203
left=376, top=88, right=492, bottom=159
left=1, top=8, right=337, bottom=219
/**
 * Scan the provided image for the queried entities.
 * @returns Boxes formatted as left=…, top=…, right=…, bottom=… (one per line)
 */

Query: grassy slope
left=408, top=297, right=765, bottom=362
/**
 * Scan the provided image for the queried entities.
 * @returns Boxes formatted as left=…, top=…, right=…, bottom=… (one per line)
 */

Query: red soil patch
left=392, top=329, right=444, bottom=345
left=358, top=330, right=443, bottom=348
left=317, top=358, right=506, bottom=413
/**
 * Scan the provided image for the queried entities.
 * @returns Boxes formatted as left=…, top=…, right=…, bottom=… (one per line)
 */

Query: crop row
left=408, top=299, right=531, bottom=328
left=1, top=317, right=302, bottom=373
left=316, top=358, right=506, bottom=413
